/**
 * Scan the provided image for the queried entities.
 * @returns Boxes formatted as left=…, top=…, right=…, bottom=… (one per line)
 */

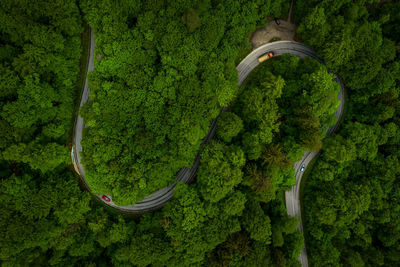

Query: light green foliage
left=3, top=142, right=68, bottom=173
left=197, top=141, right=245, bottom=202
left=216, top=112, right=243, bottom=143
left=163, top=182, right=208, bottom=233
left=236, top=71, right=284, bottom=160
left=78, top=0, right=283, bottom=205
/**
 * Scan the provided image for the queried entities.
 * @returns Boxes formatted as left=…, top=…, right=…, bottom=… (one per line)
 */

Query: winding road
left=72, top=30, right=344, bottom=266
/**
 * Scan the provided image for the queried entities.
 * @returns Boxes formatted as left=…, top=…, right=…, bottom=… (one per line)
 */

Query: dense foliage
left=294, top=0, right=400, bottom=265
left=79, top=0, right=287, bottom=205
left=0, top=0, right=333, bottom=264
left=3, top=0, right=399, bottom=266
left=0, top=0, right=82, bottom=171
left=228, top=55, right=340, bottom=204
left=0, top=0, right=94, bottom=264
left=153, top=53, right=340, bottom=266
left=0, top=0, right=303, bottom=265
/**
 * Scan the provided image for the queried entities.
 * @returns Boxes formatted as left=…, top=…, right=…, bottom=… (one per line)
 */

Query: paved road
left=71, top=33, right=345, bottom=267
left=72, top=29, right=94, bottom=188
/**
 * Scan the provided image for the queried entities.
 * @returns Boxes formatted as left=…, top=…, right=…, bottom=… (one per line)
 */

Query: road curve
left=71, top=31, right=344, bottom=266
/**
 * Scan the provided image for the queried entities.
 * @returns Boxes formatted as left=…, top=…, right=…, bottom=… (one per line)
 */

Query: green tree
left=242, top=199, right=272, bottom=244
left=216, top=112, right=243, bottom=143
left=182, top=8, right=201, bottom=32
left=197, top=141, right=245, bottom=202
left=323, top=135, right=357, bottom=163
left=261, top=144, right=291, bottom=169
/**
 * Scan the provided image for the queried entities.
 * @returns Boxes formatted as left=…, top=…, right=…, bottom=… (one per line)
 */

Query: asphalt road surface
left=71, top=32, right=344, bottom=265
left=72, top=29, right=94, bottom=188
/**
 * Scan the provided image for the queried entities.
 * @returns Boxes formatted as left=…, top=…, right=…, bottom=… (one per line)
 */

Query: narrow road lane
left=72, top=28, right=94, bottom=186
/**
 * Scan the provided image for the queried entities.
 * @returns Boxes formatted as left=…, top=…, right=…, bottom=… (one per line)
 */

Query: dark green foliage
left=244, top=163, right=277, bottom=202
left=189, top=50, right=339, bottom=265
left=0, top=170, right=94, bottom=265
left=3, top=142, right=68, bottom=173
left=294, top=1, right=400, bottom=265
left=111, top=214, right=172, bottom=267
left=182, top=8, right=201, bottom=32
left=205, top=231, right=251, bottom=267
left=242, top=199, right=272, bottom=244
left=235, top=55, right=339, bottom=160
left=295, top=0, right=396, bottom=89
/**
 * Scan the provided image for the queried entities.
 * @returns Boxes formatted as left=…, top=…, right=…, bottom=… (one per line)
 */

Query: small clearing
left=250, top=19, right=297, bottom=49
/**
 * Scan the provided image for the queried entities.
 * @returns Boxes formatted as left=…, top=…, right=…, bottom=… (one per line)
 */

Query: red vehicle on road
left=258, top=52, right=274, bottom=63
left=102, top=195, right=111, bottom=202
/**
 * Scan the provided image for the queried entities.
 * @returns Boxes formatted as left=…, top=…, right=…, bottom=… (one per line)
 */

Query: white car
left=300, top=164, right=306, bottom=172
left=71, top=149, right=75, bottom=164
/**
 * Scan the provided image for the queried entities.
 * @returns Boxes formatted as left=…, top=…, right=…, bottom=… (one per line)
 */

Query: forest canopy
left=0, top=0, right=94, bottom=265
left=79, top=0, right=288, bottom=205
left=1, top=0, right=400, bottom=266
